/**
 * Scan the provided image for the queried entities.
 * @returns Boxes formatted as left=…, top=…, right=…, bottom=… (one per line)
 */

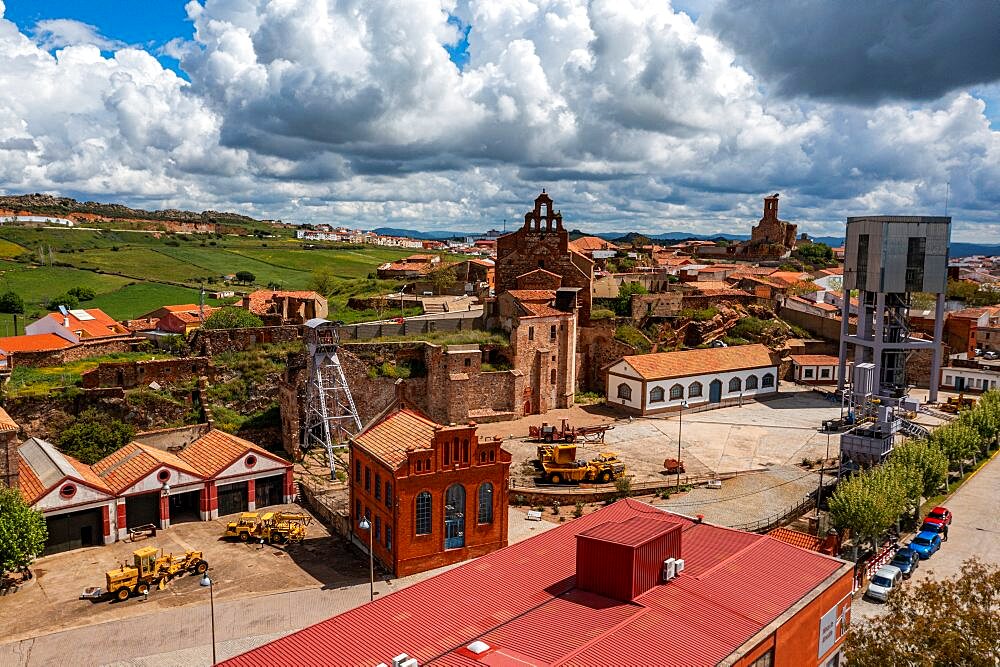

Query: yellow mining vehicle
left=256, top=512, right=312, bottom=544
left=224, top=512, right=263, bottom=541
left=537, top=443, right=626, bottom=485
left=223, top=511, right=312, bottom=544
left=82, top=546, right=208, bottom=602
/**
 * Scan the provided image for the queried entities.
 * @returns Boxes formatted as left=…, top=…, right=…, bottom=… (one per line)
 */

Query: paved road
left=853, top=449, right=1000, bottom=620
left=0, top=513, right=556, bottom=667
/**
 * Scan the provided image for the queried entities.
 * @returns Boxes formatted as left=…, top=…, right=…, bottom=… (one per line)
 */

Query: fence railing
left=728, top=494, right=816, bottom=533
left=509, top=468, right=769, bottom=496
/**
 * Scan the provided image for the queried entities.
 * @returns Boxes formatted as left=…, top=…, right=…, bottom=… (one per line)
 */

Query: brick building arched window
left=729, top=377, right=742, bottom=393
left=478, top=483, right=494, bottom=524
left=650, top=386, right=665, bottom=403
left=617, top=383, right=632, bottom=401
left=689, top=381, right=703, bottom=398
left=669, top=384, right=684, bottom=400
left=746, top=375, right=759, bottom=390
left=415, top=491, right=432, bottom=535
left=762, top=373, right=775, bottom=388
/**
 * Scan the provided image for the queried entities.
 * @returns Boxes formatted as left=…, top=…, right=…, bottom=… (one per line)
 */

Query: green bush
left=57, top=409, right=136, bottom=464
left=591, top=308, right=616, bottom=320
left=203, top=307, right=263, bottom=330
left=679, top=306, right=719, bottom=321
left=614, top=324, right=651, bottom=353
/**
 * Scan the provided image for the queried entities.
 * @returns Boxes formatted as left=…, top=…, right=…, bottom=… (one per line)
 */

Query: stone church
left=494, top=191, right=595, bottom=324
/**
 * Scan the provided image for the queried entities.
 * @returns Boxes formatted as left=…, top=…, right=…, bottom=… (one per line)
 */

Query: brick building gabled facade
left=349, top=397, right=511, bottom=577
left=495, top=191, right=594, bottom=324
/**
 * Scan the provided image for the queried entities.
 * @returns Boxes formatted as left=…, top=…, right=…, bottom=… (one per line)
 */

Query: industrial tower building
left=837, top=216, right=950, bottom=465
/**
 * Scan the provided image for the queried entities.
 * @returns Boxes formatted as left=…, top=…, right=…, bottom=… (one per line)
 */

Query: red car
left=924, top=506, right=952, bottom=526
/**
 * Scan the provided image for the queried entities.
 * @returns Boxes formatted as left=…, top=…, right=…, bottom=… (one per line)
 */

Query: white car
left=866, top=564, right=902, bottom=602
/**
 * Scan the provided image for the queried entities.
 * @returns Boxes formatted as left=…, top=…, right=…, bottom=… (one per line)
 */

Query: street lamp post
left=677, top=400, right=689, bottom=489
left=359, top=516, right=374, bottom=602
left=816, top=430, right=832, bottom=524
left=200, top=572, right=216, bottom=666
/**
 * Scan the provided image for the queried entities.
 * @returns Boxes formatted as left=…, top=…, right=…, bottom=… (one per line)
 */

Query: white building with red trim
left=15, top=425, right=295, bottom=555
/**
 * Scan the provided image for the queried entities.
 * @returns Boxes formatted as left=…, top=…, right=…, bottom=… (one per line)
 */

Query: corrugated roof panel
left=19, top=438, right=76, bottom=487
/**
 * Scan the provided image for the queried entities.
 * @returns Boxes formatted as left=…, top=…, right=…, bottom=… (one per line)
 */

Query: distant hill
left=371, top=226, right=470, bottom=240
left=0, top=193, right=265, bottom=227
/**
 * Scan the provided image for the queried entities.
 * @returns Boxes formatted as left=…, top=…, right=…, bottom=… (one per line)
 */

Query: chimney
left=576, top=517, right=682, bottom=602
left=63, top=316, right=70, bottom=328
left=1, top=430, right=19, bottom=491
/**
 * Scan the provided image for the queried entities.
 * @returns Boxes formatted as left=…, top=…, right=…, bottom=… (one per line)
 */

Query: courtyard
left=504, top=388, right=864, bottom=485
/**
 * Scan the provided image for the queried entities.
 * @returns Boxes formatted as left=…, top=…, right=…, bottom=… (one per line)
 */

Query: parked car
left=984, top=350, right=999, bottom=360
left=909, top=531, right=942, bottom=559
left=866, top=565, right=903, bottom=602
left=920, top=520, right=949, bottom=541
left=925, top=506, right=952, bottom=526
left=890, top=546, right=921, bottom=578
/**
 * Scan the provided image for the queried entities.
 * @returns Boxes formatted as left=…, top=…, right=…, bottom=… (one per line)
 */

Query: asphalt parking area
left=0, top=503, right=369, bottom=643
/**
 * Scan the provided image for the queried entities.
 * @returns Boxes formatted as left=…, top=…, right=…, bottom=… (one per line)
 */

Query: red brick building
left=224, top=499, right=853, bottom=667
left=349, top=398, right=511, bottom=577
left=495, top=191, right=594, bottom=324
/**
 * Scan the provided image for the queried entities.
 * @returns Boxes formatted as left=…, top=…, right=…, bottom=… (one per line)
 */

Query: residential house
left=0, top=333, right=74, bottom=369
left=241, top=290, right=328, bottom=325
left=25, top=308, right=131, bottom=344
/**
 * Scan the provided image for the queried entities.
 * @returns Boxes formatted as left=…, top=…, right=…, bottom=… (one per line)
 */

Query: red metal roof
left=221, top=499, right=847, bottom=667
left=578, top=515, right=679, bottom=547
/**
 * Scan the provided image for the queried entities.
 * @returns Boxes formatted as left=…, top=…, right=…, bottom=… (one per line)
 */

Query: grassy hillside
left=0, top=225, right=422, bottom=328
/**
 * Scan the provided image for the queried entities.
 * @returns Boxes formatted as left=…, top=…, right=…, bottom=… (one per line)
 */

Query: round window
left=59, top=483, right=77, bottom=498
left=245, top=455, right=257, bottom=468
left=157, top=469, right=171, bottom=483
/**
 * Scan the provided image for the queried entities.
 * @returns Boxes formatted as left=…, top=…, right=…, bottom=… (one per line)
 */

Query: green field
left=0, top=226, right=424, bottom=325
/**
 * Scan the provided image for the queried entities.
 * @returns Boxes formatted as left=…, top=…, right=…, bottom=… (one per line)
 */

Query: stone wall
left=576, top=321, right=637, bottom=393
left=777, top=307, right=855, bottom=341
left=337, top=313, right=484, bottom=341
left=10, top=338, right=134, bottom=368
left=190, top=325, right=302, bottom=356
left=81, top=357, right=214, bottom=389
left=631, top=293, right=684, bottom=319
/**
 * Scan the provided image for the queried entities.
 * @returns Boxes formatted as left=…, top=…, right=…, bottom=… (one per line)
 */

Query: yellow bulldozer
left=537, top=443, right=626, bottom=485
left=223, top=511, right=312, bottom=544
left=81, top=546, right=208, bottom=602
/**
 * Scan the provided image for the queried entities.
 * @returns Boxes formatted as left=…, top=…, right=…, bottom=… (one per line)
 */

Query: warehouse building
left=606, top=344, right=779, bottom=415
left=222, top=499, right=853, bottom=667
left=14, top=424, right=294, bottom=554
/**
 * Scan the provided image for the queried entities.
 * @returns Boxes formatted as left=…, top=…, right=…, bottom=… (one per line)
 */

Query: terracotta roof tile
left=0, top=333, right=75, bottom=354
left=507, top=289, right=557, bottom=301
left=0, top=406, right=18, bottom=432
left=569, top=236, right=619, bottom=252
left=767, top=527, right=823, bottom=552
left=789, top=354, right=841, bottom=366
left=44, top=308, right=129, bottom=339
left=175, top=428, right=278, bottom=477
left=354, top=406, right=439, bottom=468
left=17, top=456, right=45, bottom=504
left=619, top=344, right=775, bottom=381
left=92, top=441, right=202, bottom=493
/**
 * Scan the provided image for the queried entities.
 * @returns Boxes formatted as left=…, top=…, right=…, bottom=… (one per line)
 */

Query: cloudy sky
left=0, top=1, right=998, bottom=240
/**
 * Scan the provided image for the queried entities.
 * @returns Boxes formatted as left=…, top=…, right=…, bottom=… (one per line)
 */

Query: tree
left=792, top=241, right=834, bottom=268
left=616, top=281, right=648, bottom=316
left=235, top=271, right=256, bottom=285
left=0, top=290, right=25, bottom=336
left=67, top=286, right=96, bottom=301
left=828, top=464, right=907, bottom=555
left=0, top=487, right=48, bottom=577
left=931, top=420, right=980, bottom=476
left=45, top=292, right=79, bottom=311
left=310, top=267, right=339, bottom=296
left=430, top=266, right=457, bottom=295
left=57, top=409, right=136, bottom=464
left=888, top=439, right=948, bottom=503
left=202, top=306, right=264, bottom=330
left=845, top=559, right=1000, bottom=666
